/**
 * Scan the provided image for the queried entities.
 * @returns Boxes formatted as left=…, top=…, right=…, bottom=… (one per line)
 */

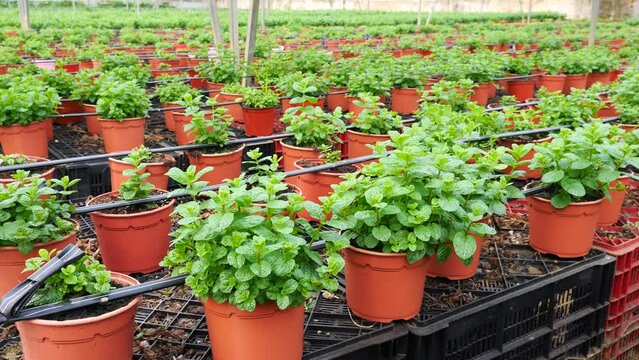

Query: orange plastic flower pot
left=186, top=145, right=245, bottom=186
left=498, top=137, right=552, bottom=180
left=538, top=75, right=566, bottom=93
left=470, top=82, right=492, bottom=106
left=345, top=95, right=369, bottom=118
left=346, top=129, right=390, bottom=160
left=206, top=82, right=224, bottom=92
left=598, top=176, right=631, bottom=227
left=45, top=118, right=53, bottom=141
left=161, top=103, right=180, bottom=131
left=16, top=273, right=140, bottom=360
left=99, top=117, right=146, bottom=153
left=88, top=192, right=174, bottom=274
left=216, top=92, right=244, bottom=125
left=0, top=226, right=78, bottom=297
left=280, top=141, right=321, bottom=172
left=173, top=111, right=195, bottom=145
left=563, top=74, right=588, bottom=95
left=506, top=79, right=535, bottom=102
left=527, top=196, right=603, bottom=258
left=0, top=156, right=54, bottom=185
left=391, top=87, right=421, bottom=115
left=586, top=72, right=612, bottom=88
left=343, top=246, right=427, bottom=323
left=83, top=103, right=101, bottom=135
left=0, top=120, right=49, bottom=158
left=327, top=87, right=348, bottom=111
left=203, top=300, right=304, bottom=360
left=108, top=157, right=172, bottom=191
left=242, top=107, right=276, bottom=136
left=426, top=235, right=483, bottom=280
left=55, top=100, right=84, bottom=125
left=620, top=124, right=638, bottom=132
left=281, top=98, right=325, bottom=113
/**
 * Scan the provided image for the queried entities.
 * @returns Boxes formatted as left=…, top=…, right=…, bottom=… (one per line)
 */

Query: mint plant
left=24, top=249, right=113, bottom=307
left=184, top=98, right=234, bottom=148
left=195, top=54, right=242, bottom=84
left=0, top=176, right=79, bottom=254
left=96, top=80, right=151, bottom=121
left=281, top=106, right=346, bottom=149
left=119, top=146, right=155, bottom=201
left=350, top=95, right=403, bottom=135
left=241, top=87, right=280, bottom=109
left=419, top=79, right=475, bottom=112
left=0, top=77, right=61, bottom=126
left=155, top=78, right=200, bottom=105
left=610, top=67, right=639, bottom=124
left=529, top=121, right=639, bottom=209
left=162, top=170, right=345, bottom=311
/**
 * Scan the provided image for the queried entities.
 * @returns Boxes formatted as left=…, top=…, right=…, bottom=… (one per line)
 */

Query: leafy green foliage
left=281, top=106, right=346, bottom=149
left=536, top=87, right=603, bottom=126
left=71, top=69, right=103, bottom=105
left=0, top=76, right=61, bottom=126
left=351, top=95, right=403, bottom=135
left=195, top=54, right=242, bottom=84
left=119, top=145, right=155, bottom=201
left=24, top=249, right=113, bottom=307
left=276, top=72, right=329, bottom=101
left=96, top=79, right=151, bottom=121
left=611, top=66, right=639, bottom=124
left=419, top=79, right=475, bottom=112
left=241, top=87, right=280, bottom=109
left=155, top=77, right=200, bottom=104
left=0, top=176, right=79, bottom=254
left=40, top=69, right=78, bottom=98
left=529, top=121, right=638, bottom=208
left=184, top=98, right=234, bottom=147
left=162, top=170, right=345, bottom=312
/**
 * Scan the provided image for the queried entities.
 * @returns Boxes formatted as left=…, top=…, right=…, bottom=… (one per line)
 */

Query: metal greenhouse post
left=527, top=0, right=532, bottom=23
left=244, top=0, right=260, bottom=86
left=229, top=0, right=240, bottom=63
left=417, top=0, right=423, bottom=29
left=17, top=0, right=30, bottom=31
left=207, top=0, right=223, bottom=47
left=589, top=0, right=601, bottom=46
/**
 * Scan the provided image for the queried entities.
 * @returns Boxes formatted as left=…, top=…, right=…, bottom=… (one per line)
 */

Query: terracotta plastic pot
left=586, top=72, right=611, bottom=88
left=620, top=124, right=638, bottom=132
left=344, top=246, right=427, bottom=323
left=0, top=120, right=49, bottom=158
left=83, top=103, right=101, bottom=135
left=345, top=95, right=371, bottom=118
left=597, top=101, right=619, bottom=119
left=45, top=118, right=53, bottom=141
left=203, top=300, right=304, bottom=360
left=280, top=141, right=321, bottom=172
left=498, top=137, right=552, bottom=180
left=598, top=176, right=631, bottom=227
left=216, top=92, right=244, bottom=125
left=108, top=157, right=172, bottom=191
left=346, top=129, right=390, bottom=161
left=88, top=192, right=174, bottom=274
left=506, top=79, right=535, bottom=102
left=0, top=156, right=54, bottom=185
left=161, top=103, right=180, bottom=131
left=55, top=100, right=84, bottom=125
left=186, top=145, right=245, bottom=186
left=426, top=235, right=482, bottom=280
left=0, top=226, right=77, bottom=297
left=173, top=111, right=196, bottom=145
left=206, top=81, right=224, bottom=92
left=242, top=107, right=276, bottom=136
left=99, top=117, right=145, bottom=153
left=538, top=74, right=566, bottom=93
left=16, top=273, right=140, bottom=360
left=78, top=60, right=94, bottom=70
left=391, top=87, right=421, bottom=115
left=281, top=98, right=325, bottom=113
left=327, top=87, right=348, bottom=111
left=527, top=196, right=603, bottom=258
left=149, top=58, right=180, bottom=70
left=470, top=82, right=492, bottom=106
left=563, top=74, right=588, bottom=95
left=61, top=63, right=79, bottom=73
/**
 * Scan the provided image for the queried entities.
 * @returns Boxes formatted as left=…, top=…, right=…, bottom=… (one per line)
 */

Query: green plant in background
left=195, top=53, right=242, bottom=84
left=0, top=176, right=79, bottom=254
left=281, top=106, right=346, bottom=149
left=24, top=249, right=113, bottom=307
left=347, top=68, right=392, bottom=97
left=323, top=58, right=354, bottom=88
left=0, top=77, right=61, bottom=126
left=100, top=52, right=140, bottom=71
left=220, top=83, right=248, bottom=95
left=40, top=69, right=78, bottom=99
left=351, top=95, right=403, bottom=134
left=176, top=93, right=204, bottom=115
left=420, top=79, right=475, bottom=112
left=610, top=67, right=639, bottom=124
left=529, top=121, right=639, bottom=209
left=276, top=72, right=329, bottom=103
left=536, top=87, right=603, bottom=126
left=184, top=99, right=234, bottom=147
left=318, top=144, right=342, bottom=164
left=241, top=87, right=280, bottom=109
left=155, top=78, right=200, bottom=105
left=71, top=69, right=104, bottom=105
left=96, top=79, right=151, bottom=121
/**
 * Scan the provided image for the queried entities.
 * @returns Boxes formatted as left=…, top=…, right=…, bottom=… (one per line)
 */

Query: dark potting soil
left=186, top=143, right=243, bottom=157
left=148, top=152, right=176, bottom=167
left=296, top=159, right=358, bottom=174
left=40, top=283, right=135, bottom=322
left=0, top=159, right=50, bottom=180
left=508, top=132, right=551, bottom=141
left=89, top=189, right=169, bottom=215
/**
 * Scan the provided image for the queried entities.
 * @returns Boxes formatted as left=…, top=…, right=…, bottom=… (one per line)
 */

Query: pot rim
left=0, top=220, right=79, bottom=252
left=108, top=156, right=175, bottom=168
left=498, top=136, right=552, bottom=145
left=97, top=116, right=145, bottom=123
left=0, top=155, right=55, bottom=182
left=240, top=105, right=277, bottom=110
left=86, top=190, right=175, bottom=218
left=279, top=140, right=320, bottom=152
left=186, top=143, right=246, bottom=159
left=21, top=272, right=140, bottom=326
left=0, top=119, right=48, bottom=128
left=293, top=158, right=360, bottom=176
left=346, top=128, right=393, bottom=138
left=528, top=195, right=604, bottom=207
left=346, top=245, right=410, bottom=258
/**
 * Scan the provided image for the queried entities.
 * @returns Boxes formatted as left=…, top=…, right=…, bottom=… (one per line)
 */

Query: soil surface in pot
left=297, top=159, right=358, bottom=173
left=89, top=189, right=170, bottom=214
left=186, top=143, right=243, bottom=156
left=0, top=158, right=50, bottom=179
left=526, top=181, right=603, bottom=203
left=38, top=283, right=135, bottom=321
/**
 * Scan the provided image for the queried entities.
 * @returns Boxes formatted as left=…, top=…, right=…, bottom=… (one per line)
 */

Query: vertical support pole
left=208, top=0, right=223, bottom=47
left=229, top=0, right=240, bottom=63
left=244, top=0, right=260, bottom=86
left=135, top=0, right=141, bottom=17
left=17, top=0, right=29, bottom=31
left=426, top=1, right=434, bottom=26
left=417, top=0, right=423, bottom=29
left=72, top=0, right=76, bottom=10
left=589, top=0, right=600, bottom=46
left=260, top=0, right=266, bottom=33
left=527, top=0, right=532, bottom=23
left=367, top=0, right=370, bottom=11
